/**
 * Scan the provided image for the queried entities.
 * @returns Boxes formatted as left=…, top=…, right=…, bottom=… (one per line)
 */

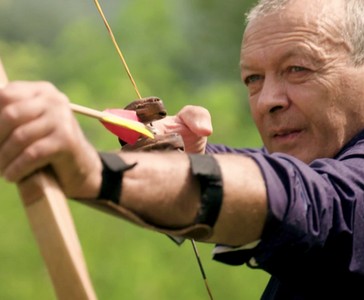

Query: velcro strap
left=189, top=154, right=223, bottom=228
left=97, top=152, right=137, bottom=204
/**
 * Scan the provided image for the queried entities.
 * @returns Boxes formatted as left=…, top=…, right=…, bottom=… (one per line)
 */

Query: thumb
left=177, top=105, right=213, bottom=137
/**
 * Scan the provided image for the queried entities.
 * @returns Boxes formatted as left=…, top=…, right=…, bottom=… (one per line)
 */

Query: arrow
left=71, top=103, right=154, bottom=142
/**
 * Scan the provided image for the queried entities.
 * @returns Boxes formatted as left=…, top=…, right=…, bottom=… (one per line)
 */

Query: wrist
left=97, top=152, right=137, bottom=204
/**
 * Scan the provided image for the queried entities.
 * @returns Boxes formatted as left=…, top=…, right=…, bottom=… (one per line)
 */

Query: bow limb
left=0, top=60, right=97, bottom=300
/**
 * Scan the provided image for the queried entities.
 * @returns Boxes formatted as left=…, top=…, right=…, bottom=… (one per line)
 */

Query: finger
left=0, top=97, right=45, bottom=145
left=0, top=82, right=59, bottom=142
left=0, top=102, right=79, bottom=181
left=176, top=105, right=213, bottom=137
left=153, top=105, right=213, bottom=137
left=0, top=81, right=39, bottom=108
left=0, top=81, right=72, bottom=144
left=0, top=60, right=8, bottom=87
left=0, top=112, right=54, bottom=174
left=0, top=81, right=66, bottom=111
left=1, top=135, right=60, bottom=182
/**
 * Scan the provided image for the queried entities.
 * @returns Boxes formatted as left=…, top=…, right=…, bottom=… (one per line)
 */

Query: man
left=1, top=0, right=364, bottom=298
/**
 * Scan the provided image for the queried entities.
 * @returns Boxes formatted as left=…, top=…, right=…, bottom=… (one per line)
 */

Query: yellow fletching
left=101, top=114, right=154, bottom=139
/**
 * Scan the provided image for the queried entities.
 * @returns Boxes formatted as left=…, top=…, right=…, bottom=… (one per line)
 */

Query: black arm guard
left=97, top=152, right=137, bottom=204
left=189, top=154, right=223, bottom=228
left=81, top=152, right=223, bottom=241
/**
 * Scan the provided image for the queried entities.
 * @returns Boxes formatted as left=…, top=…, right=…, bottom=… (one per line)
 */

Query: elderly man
left=1, top=0, right=364, bottom=298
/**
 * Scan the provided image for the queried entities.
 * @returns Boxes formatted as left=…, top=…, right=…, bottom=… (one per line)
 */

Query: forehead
left=241, top=0, right=348, bottom=65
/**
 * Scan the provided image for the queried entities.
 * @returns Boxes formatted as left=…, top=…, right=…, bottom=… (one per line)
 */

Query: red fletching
left=100, top=109, right=142, bottom=144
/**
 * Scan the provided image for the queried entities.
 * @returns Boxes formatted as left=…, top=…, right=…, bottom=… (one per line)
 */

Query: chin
left=278, top=149, right=315, bottom=164
left=294, top=150, right=334, bottom=164
left=289, top=153, right=311, bottom=164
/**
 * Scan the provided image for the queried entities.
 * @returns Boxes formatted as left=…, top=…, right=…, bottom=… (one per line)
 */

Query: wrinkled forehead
left=243, top=0, right=345, bottom=48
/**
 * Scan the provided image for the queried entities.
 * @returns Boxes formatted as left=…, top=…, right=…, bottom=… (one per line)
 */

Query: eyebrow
left=279, top=48, right=314, bottom=61
left=240, top=47, right=319, bottom=71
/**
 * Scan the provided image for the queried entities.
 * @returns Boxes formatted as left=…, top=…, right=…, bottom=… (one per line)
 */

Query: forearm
left=120, top=152, right=200, bottom=228
left=211, top=154, right=267, bottom=246
left=105, top=151, right=267, bottom=246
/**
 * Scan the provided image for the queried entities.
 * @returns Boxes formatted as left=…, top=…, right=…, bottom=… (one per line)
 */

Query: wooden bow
left=1, top=1, right=213, bottom=298
left=0, top=60, right=97, bottom=299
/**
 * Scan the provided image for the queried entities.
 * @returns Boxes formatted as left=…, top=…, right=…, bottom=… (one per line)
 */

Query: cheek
left=309, top=108, right=349, bottom=159
left=302, top=103, right=343, bottom=142
left=288, top=81, right=333, bottom=118
left=310, top=77, right=357, bottom=136
left=248, top=98, right=263, bottom=128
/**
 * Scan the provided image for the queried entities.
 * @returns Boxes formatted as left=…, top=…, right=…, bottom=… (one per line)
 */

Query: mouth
left=271, top=129, right=303, bottom=144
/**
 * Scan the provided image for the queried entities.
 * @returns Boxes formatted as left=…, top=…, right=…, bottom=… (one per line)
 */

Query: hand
left=0, top=81, right=101, bottom=198
left=152, top=105, right=212, bottom=153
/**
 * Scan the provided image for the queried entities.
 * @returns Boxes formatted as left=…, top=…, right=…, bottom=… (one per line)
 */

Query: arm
left=0, top=81, right=267, bottom=247
left=114, top=151, right=267, bottom=246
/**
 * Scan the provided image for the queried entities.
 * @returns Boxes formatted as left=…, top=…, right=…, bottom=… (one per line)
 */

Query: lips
left=273, top=129, right=302, bottom=138
left=270, top=128, right=303, bottom=145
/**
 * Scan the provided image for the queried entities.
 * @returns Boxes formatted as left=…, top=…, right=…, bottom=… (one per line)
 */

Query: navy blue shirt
left=206, top=130, right=364, bottom=299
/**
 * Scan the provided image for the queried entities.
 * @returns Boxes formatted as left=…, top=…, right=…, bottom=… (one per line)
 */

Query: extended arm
left=0, top=81, right=267, bottom=247
left=106, top=151, right=267, bottom=246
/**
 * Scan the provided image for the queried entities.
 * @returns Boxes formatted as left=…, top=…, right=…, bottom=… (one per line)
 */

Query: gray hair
left=245, top=0, right=364, bottom=66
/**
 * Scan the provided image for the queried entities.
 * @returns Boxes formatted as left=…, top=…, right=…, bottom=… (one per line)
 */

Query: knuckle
left=37, top=81, right=69, bottom=104
left=22, top=146, right=42, bottom=164
left=0, top=104, right=19, bottom=124
left=0, top=86, right=15, bottom=103
left=36, top=81, right=56, bottom=91
left=11, top=127, right=29, bottom=146
left=26, top=140, right=59, bottom=165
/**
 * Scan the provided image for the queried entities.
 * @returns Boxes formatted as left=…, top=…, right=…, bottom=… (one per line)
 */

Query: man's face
left=241, top=0, right=364, bottom=163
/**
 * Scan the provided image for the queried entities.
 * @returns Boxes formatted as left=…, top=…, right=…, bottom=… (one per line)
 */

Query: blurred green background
left=0, top=0, right=269, bottom=299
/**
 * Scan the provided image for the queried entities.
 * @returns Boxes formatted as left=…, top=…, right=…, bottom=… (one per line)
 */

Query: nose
left=256, top=76, right=289, bottom=114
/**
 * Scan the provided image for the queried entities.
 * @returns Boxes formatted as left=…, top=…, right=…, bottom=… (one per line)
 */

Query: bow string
left=91, top=1, right=214, bottom=299
left=2, top=1, right=214, bottom=298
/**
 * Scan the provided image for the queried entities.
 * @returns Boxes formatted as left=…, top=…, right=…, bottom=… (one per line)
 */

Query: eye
left=244, top=74, right=263, bottom=86
left=288, top=66, right=308, bottom=73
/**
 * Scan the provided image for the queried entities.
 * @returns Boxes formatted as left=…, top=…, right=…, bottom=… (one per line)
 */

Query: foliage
left=0, top=0, right=268, bottom=299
